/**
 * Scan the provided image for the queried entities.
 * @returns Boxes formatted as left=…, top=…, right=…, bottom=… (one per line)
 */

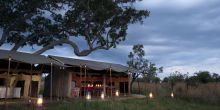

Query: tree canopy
left=127, top=44, right=162, bottom=89
left=0, top=0, right=149, bottom=56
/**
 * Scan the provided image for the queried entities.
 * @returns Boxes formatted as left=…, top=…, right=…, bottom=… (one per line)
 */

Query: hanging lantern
left=115, top=90, right=119, bottom=97
left=171, top=92, right=174, bottom=98
left=149, top=92, right=153, bottom=99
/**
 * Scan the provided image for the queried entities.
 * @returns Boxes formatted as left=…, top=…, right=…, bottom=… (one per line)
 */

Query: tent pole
left=29, top=64, right=33, bottom=100
left=80, top=65, right=82, bottom=97
left=110, top=66, right=112, bottom=98
left=50, top=63, right=53, bottom=102
left=84, top=65, right=87, bottom=97
left=124, top=81, right=126, bottom=96
left=5, top=57, right=11, bottom=105
left=103, top=74, right=106, bottom=97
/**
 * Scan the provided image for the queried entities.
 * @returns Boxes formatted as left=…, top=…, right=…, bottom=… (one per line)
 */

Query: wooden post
left=50, top=63, right=53, bottom=101
left=84, top=65, right=87, bottom=97
left=80, top=65, right=82, bottom=97
left=109, top=66, right=112, bottom=97
left=5, top=57, right=11, bottom=104
left=103, top=74, right=106, bottom=96
left=29, top=64, right=33, bottom=98
left=124, top=82, right=126, bottom=96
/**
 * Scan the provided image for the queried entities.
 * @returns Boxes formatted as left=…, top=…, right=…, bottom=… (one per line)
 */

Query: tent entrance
left=16, top=80, right=25, bottom=96
left=0, top=78, right=5, bottom=86
left=31, top=81, right=39, bottom=97
left=119, top=82, right=128, bottom=94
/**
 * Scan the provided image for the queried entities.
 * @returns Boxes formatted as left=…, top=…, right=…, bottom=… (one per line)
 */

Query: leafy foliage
left=0, top=0, right=149, bottom=56
left=163, top=71, right=220, bottom=90
left=195, top=71, right=212, bottom=84
left=127, top=44, right=162, bottom=90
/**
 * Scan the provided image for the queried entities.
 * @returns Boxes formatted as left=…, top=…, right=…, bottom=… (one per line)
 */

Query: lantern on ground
left=86, top=92, right=91, bottom=100
left=101, top=92, right=105, bottom=99
left=37, top=95, right=43, bottom=107
left=149, top=92, right=153, bottom=99
left=115, top=90, right=119, bottom=97
left=171, top=92, right=174, bottom=98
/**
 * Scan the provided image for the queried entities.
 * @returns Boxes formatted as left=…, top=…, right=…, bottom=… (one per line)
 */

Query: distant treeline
left=136, top=71, right=220, bottom=84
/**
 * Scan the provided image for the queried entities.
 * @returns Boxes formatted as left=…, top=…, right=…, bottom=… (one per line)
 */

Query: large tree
left=0, top=0, right=149, bottom=56
left=127, top=44, right=162, bottom=92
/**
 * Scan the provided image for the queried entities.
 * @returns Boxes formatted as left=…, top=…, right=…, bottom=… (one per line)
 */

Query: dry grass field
left=132, top=82, right=220, bottom=104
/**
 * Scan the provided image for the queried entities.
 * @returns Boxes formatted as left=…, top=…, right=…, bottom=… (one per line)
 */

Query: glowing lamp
left=115, top=90, right=119, bottom=97
left=171, top=92, right=174, bottom=98
left=101, top=92, right=105, bottom=99
left=86, top=92, right=91, bottom=100
left=37, top=95, right=43, bottom=106
left=149, top=92, right=153, bottom=99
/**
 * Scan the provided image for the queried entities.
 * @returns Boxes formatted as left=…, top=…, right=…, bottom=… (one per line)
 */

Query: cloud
left=1, top=0, right=220, bottom=79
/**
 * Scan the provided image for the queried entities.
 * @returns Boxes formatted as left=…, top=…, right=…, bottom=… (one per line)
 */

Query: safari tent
left=44, top=56, right=130, bottom=98
left=0, top=49, right=63, bottom=99
left=0, top=49, right=130, bottom=99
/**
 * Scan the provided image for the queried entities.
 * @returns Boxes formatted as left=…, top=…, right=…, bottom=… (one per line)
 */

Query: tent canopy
left=0, top=49, right=128, bottom=72
left=49, top=55, right=128, bottom=73
left=0, top=49, right=64, bottom=66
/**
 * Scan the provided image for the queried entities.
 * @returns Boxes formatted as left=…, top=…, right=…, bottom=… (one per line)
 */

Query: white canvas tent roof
left=0, top=49, right=64, bottom=66
left=49, top=55, right=128, bottom=73
left=0, top=49, right=128, bottom=72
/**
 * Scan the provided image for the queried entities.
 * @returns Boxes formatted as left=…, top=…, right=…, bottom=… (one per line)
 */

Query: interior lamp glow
left=115, top=90, right=119, bottom=97
left=149, top=92, right=153, bottom=99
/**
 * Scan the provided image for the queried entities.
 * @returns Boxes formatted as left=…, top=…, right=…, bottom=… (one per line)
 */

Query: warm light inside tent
left=115, top=90, right=119, bottom=97
left=149, top=92, right=153, bottom=99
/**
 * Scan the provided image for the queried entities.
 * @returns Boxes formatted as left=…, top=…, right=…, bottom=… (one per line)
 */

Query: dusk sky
left=1, top=0, right=220, bottom=78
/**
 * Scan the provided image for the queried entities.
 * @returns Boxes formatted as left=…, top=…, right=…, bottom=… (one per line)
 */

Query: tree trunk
left=137, top=79, right=141, bottom=94
left=130, top=80, right=135, bottom=93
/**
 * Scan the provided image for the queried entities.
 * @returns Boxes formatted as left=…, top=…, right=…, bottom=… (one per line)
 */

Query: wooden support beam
left=5, top=57, right=11, bottom=105
left=29, top=64, right=33, bottom=98
left=0, top=68, right=41, bottom=75
left=124, top=82, right=126, bottom=96
left=103, top=74, right=106, bottom=96
left=84, top=65, right=87, bottom=97
left=110, top=66, right=112, bottom=98
left=80, top=65, right=82, bottom=97
left=50, top=63, right=53, bottom=101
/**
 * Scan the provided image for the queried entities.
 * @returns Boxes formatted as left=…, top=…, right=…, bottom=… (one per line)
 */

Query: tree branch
left=33, top=38, right=112, bottom=56
left=11, top=31, right=61, bottom=51
left=0, top=28, right=9, bottom=46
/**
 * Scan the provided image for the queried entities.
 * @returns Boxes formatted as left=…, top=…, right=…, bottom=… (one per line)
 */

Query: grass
left=1, top=97, right=220, bottom=110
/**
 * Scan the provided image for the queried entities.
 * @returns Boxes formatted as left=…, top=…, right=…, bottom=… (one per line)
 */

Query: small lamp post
left=171, top=92, right=174, bottom=98
left=86, top=92, right=91, bottom=100
left=101, top=91, right=105, bottom=99
left=115, top=90, right=119, bottom=97
left=37, top=95, right=43, bottom=107
left=149, top=92, right=153, bottom=99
